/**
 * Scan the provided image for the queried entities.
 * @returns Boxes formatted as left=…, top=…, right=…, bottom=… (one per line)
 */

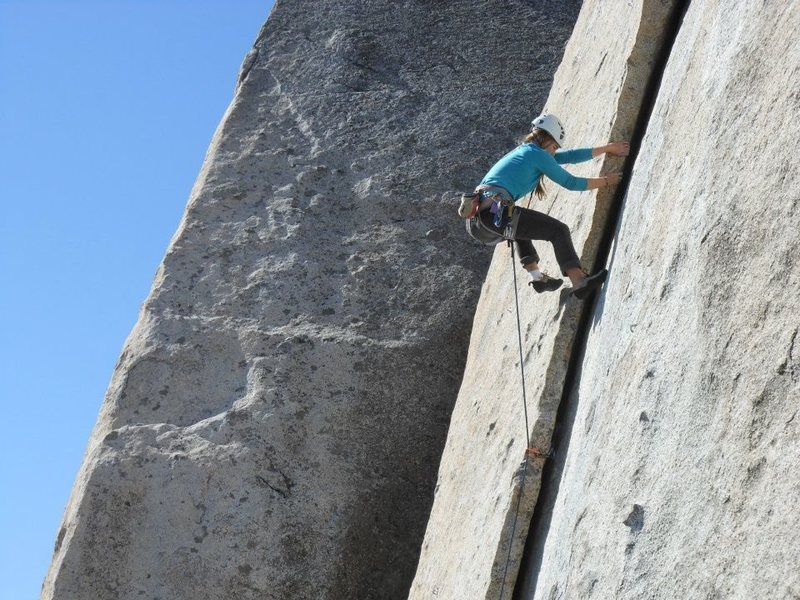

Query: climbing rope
left=498, top=241, right=548, bottom=600
left=509, top=241, right=532, bottom=449
left=525, top=189, right=535, bottom=209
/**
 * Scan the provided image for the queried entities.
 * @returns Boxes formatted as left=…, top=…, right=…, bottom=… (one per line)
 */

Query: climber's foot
left=572, top=269, right=608, bottom=299
left=529, top=273, right=564, bottom=293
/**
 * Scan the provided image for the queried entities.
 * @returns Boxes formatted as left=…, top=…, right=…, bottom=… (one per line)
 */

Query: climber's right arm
left=585, top=172, right=623, bottom=190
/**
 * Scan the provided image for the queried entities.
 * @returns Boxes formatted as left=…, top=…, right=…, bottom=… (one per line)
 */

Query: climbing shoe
left=528, top=273, right=563, bottom=293
left=572, top=269, right=608, bottom=299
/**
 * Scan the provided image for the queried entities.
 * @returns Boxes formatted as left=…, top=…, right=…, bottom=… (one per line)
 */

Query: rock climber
left=460, top=113, right=629, bottom=299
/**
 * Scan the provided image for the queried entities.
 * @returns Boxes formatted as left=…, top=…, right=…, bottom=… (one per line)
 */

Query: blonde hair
left=520, top=128, right=557, bottom=200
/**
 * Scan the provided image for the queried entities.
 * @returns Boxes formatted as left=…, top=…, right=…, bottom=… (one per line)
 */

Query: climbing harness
left=498, top=241, right=551, bottom=600
left=465, top=188, right=521, bottom=246
left=466, top=213, right=505, bottom=246
left=492, top=196, right=515, bottom=230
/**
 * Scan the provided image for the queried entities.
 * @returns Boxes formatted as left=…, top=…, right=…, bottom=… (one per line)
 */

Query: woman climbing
left=460, top=113, right=629, bottom=299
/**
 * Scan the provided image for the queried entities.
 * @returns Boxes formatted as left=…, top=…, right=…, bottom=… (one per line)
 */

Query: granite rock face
left=413, top=0, right=800, bottom=598
left=409, top=1, right=679, bottom=598
left=41, top=2, right=582, bottom=599
left=523, top=1, right=800, bottom=598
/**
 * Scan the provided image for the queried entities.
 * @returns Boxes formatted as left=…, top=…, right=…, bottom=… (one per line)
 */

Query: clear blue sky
left=0, top=2, right=274, bottom=597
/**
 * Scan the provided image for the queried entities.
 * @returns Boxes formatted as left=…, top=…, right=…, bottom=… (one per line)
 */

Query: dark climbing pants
left=479, top=207, right=581, bottom=276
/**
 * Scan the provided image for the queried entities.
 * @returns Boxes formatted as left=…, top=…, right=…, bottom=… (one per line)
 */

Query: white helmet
left=531, top=113, right=566, bottom=146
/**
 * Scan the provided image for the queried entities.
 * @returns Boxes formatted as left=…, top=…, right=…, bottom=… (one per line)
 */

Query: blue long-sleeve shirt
left=480, top=143, right=594, bottom=200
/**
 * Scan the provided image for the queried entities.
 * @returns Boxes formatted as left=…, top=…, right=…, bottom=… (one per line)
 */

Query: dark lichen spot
left=623, top=504, right=644, bottom=533
left=54, top=527, right=67, bottom=553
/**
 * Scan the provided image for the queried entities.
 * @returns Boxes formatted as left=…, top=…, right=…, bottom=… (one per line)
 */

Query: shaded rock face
left=413, top=0, right=800, bottom=599
left=409, top=1, right=679, bottom=597
left=41, top=2, right=582, bottom=599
